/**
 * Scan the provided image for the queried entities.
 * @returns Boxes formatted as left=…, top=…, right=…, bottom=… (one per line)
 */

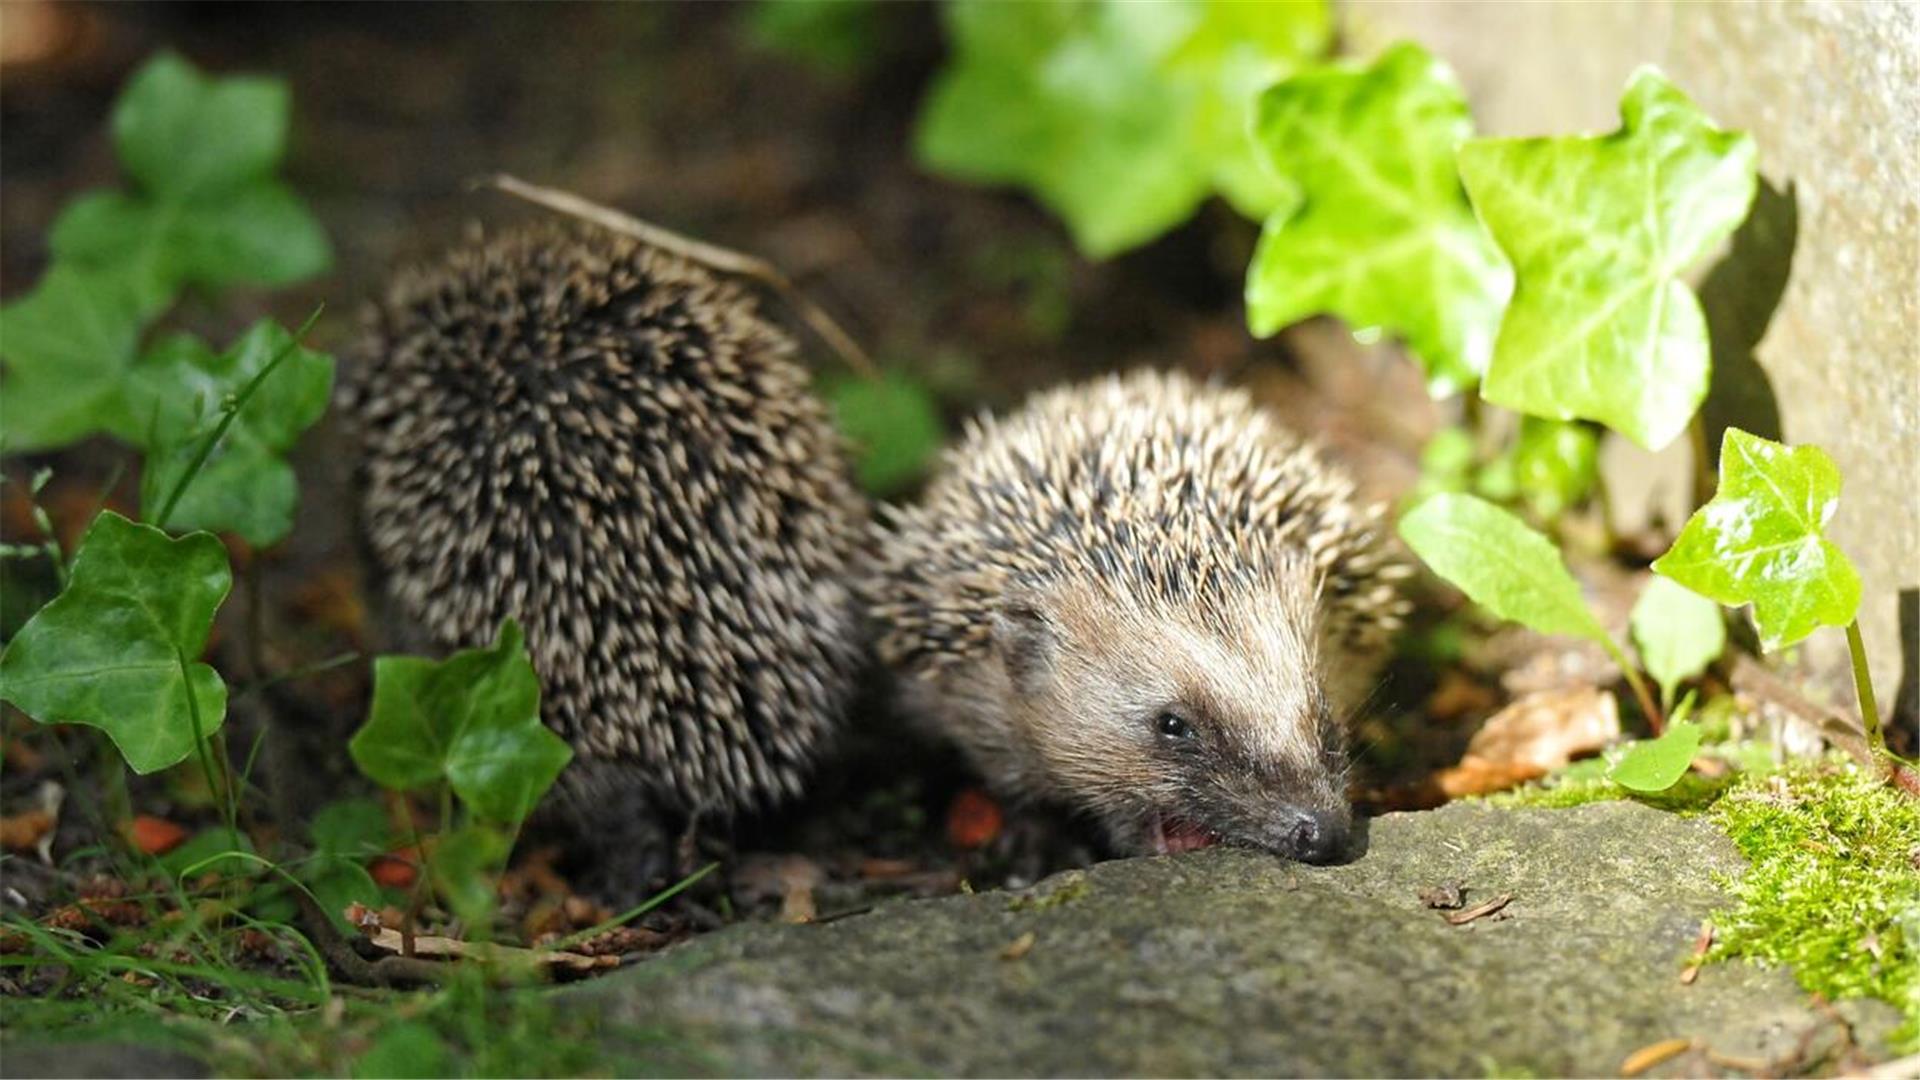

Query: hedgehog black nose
left=1270, top=807, right=1348, bottom=864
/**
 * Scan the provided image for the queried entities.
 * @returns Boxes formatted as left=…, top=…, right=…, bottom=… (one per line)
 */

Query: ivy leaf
left=1398, top=493, right=1607, bottom=644
left=47, top=52, right=330, bottom=307
left=429, top=825, right=509, bottom=926
left=301, top=797, right=393, bottom=929
left=1503, top=418, right=1599, bottom=521
left=823, top=371, right=945, bottom=496
left=1630, top=575, right=1725, bottom=709
left=746, top=0, right=884, bottom=76
left=0, top=265, right=145, bottom=451
left=1458, top=68, right=1757, bottom=449
left=0, top=512, right=230, bottom=774
left=1245, top=42, right=1510, bottom=393
left=1651, top=429, right=1860, bottom=651
left=917, top=0, right=1329, bottom=257
left=349, top=620, right=571, bottom=825
left=111, top=52, right=285, bottom=198
left=1610, top=716, right=1702, bottom=793
left=133, top=320, right=335, bottom=547
left=310, top=797, right=394, bottom=859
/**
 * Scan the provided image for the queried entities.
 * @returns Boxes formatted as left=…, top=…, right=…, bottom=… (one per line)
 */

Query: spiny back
left=868, top=369, right=1406, bottom=674
left=346, top=225, right=868, bottom=813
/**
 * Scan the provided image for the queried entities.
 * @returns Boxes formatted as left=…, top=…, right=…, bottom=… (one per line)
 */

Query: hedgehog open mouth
left=1147, top=816, right=1220, bottom=855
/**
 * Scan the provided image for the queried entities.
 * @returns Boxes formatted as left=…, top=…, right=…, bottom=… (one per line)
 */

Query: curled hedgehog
left=863, top=370, right=1409, bottom=864
left=344, top=225, right=868, bottom=884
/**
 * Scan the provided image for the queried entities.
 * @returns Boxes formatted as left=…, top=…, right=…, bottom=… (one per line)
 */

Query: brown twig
left=476, top=173, right=876, bottom=377
left=291, top=883, right=445, bottom=987
left=1442, top=893, right=1513, bottom=926
left=1679, top=920, right=1712, bottom=985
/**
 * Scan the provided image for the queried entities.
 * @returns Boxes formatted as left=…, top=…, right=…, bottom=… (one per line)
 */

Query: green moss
left=1707, top=762, right=1920, bottom=1052
left=1477, top=748, right=1918, bottom=1049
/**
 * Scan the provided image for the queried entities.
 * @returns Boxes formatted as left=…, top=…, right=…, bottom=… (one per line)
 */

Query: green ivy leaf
left=746, top=0, right=883, bottom=75
left=1610, top=718, right=1702, bottom=793
left=1505, top=418, right=1600, bottom=520
left=133, top=320, right=335, bottom=546
left=298, top=799, right=394, bottom=929
left=917, top=0, right=1328, bottom=257
left=112, top=52, right=286, bottom=198
left=1458, top=68, right=1756, bottom=449
left=310, top=797, right=394, bottom=859
left=823, top=371, right=945, bottom=496
left=47, top=52, right=330, bottom=306
left=1651, top=429, right=1860, bottom=651
left=430, top=825, right=509, bottom=926
left=1630, top=575, right=1726, bottom=709
left=0, top=265, right=144, bottom=451
left=1244, top=42, right=1509, bottom=393
left=349, top=621, right=570, bottom=825
left=0, top=512, right=230, bottom=774
left=1398, top=492, right=1607, bottom=644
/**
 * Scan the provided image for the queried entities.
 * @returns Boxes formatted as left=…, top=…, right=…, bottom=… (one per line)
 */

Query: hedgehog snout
left=1258, top=805, right=1351, bottom=865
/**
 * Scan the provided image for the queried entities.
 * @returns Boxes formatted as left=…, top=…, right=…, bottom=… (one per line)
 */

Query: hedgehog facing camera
left=345, top=223, right=870, bottom=892
left=865, top=371, right=1410, bottom=865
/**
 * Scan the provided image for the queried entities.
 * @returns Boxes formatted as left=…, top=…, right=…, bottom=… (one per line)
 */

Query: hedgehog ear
left=993, top=601, right=1059, bottom=694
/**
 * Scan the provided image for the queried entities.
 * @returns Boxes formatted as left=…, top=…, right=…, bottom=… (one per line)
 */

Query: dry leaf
left=947, top=788, right=1004, bottom=850
left=126, top=815, right=187, bottom=855
left=0, top=809, right=55, bottom=853
left=1619, top=1037, right=1694, bottom=1077
left=1000, top=931, right=1036, bottom=961
left=1436, top=687, right=1619, bottom=798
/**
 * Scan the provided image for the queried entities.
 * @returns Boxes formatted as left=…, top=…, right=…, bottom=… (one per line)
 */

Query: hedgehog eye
left=1154, top=712, right=1196, bottom=741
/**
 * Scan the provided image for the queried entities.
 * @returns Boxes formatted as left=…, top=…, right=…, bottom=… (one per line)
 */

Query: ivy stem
left=1602, top=639, right=1666, bottom=735
left=1844, top=620, right=1883, bottom=754
left=154, top=305, right=323, bottom=532
left=1687, top=414, right=1715, bottom=511
left=178, top=645, right=239, bottom=851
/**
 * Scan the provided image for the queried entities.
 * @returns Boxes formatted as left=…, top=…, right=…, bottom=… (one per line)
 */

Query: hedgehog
left=344, top=225, right=868, bottom=882
left=863, top=370, right=1409, bottom=864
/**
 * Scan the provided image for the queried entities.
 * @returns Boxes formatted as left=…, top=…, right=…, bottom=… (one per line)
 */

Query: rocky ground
left=7, top=800, right=1896, bottom=1078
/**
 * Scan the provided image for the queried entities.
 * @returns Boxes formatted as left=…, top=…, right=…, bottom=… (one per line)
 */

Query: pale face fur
left=915, top=566, right=1359, bottom=863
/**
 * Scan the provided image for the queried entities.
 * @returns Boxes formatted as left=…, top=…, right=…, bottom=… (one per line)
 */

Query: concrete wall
left=1346, top=0, right=1919, bottom=719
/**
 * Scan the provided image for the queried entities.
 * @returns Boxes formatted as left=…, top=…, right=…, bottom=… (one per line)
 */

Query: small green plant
left=0, top=54, right=589, bottom=1053
left=1397, top=492, right=1680, bottom=733
left=746, top=0, right=888, bottom=76
left=1, top=52, right=330, bottom=452
left=1410, top=417, right=1603, bottom=530
left=822, top=370, right=946, bottom=496
left=1654, top=429, right=1895, bottom=768
left=350, top=619, right=572, bottom=830
left=917, top=0, right=1330, bottom=257
left=1405, top=427, right=1912, bottom=794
